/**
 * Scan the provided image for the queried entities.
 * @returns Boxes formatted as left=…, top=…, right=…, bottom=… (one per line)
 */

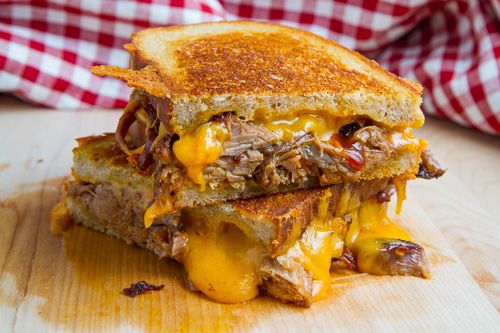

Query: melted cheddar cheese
left=391, top=128, right=427, bottom=151
left=180, top=191, right=347, bottom=304
left=345, top=198, right=412, bottom=252
left=183, top=218, right=263, bottom=303
left=260, top=114, right=337, bottom=141
left=172, top=122, right=228, bottom=190
left=144, top=198, right=173, bottom=228
left=276, top=191, right=346, bottom=302
left=49, top=202, right=72, bottom=236
left=392, top=174, right=416, bottom=215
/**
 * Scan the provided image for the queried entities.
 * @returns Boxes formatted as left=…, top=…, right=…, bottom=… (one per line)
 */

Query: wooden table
left=0, top=94, right=499, bottom=331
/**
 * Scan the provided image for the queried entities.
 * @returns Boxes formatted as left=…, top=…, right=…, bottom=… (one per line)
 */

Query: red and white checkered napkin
left=1, top=1, right=499, bottom=134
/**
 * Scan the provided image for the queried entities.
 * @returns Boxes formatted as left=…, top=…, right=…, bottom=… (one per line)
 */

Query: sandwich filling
left=117, top=91, right=431, bottom=225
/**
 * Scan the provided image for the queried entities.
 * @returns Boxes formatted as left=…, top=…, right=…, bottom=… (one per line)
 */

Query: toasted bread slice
left=71, top=133, right=153, bottom=202
left=91, top=21, right=424, bottom=135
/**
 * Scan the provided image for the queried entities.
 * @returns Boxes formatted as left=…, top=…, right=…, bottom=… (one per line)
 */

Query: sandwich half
left=53, top=134, right=443, bottom=307
left=90, top=21, right=430, bottom=225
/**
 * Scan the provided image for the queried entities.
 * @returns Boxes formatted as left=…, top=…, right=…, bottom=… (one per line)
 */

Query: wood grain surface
left=0, top=96, right=499, bottom=331
left=412, top=118, right=500, bottom=310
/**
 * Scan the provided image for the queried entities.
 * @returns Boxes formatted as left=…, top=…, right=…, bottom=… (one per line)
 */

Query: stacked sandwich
left=56, top=21, right=444, bottom=307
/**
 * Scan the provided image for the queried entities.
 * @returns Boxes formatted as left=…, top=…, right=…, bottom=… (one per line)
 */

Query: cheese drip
left=260, top=114, right=339, bottom=141
left=180, top=190, right=347, bottom=304
left=345, top=198, right=412, bottom=252
left=392, top=174, right=416, bottom=215
left=172, top=122, right=228, bottom=190
left=183, top=218, right=263, bottom=304
left=277, top=191, right=346, bottom=302
left=143, top=198, right=172, bottom=228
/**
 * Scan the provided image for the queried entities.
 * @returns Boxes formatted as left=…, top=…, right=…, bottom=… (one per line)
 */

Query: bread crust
left=91, top=21, right=424, bottom=135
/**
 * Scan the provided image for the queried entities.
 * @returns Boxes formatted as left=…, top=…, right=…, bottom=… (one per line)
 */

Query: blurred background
left=0, top=0, right=499, bottom=134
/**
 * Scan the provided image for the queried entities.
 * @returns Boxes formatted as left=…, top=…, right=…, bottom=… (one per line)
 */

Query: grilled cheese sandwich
left=53, top=21, right=444, bottom=307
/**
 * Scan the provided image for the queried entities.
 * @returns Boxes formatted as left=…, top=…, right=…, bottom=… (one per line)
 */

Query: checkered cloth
left=1, top=1, right=499, bottom=134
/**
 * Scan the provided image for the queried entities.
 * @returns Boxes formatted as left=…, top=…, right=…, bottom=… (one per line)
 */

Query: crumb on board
left=123, top=280, right=165, bottom=298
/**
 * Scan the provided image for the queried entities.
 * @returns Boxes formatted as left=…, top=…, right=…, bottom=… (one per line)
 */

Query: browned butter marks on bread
left=92, top=21, right=425, bottom=134
left=171, top=32, right=392, bottom=96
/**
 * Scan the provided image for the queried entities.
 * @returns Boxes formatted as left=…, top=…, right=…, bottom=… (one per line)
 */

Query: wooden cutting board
left=0, top=111, right=499, bottom=332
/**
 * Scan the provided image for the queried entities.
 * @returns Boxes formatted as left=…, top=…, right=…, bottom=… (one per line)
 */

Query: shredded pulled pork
left=417, top=148, right=446, bottom=179
left=204, top=117, right=407, bottom=191
left=66, top=181, right=187, bottom=260
left=115, top=95, right=437, bottom=210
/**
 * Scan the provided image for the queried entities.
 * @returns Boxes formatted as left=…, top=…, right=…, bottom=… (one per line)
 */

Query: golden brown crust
left=232, top=187, right=337, bottom=255
left=90, top=65, right=169, bottom=98
left=131, top=21, right=422, bottom=97
left=91, top=21, right=424, bottom=132
left=232, top=187, right=327, bottom=220
left=74, top=134, right=130, bottom=169
left=152, top=33, right=392, bottom=96
left=75, top=132, right=114, bottom=147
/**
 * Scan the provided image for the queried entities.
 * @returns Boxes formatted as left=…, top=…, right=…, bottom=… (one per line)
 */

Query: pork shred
left=376, top=184, right=396, bottom=203
left=123, top=280, right=164, bottom=298
left=203, top=114, right=402, bottom=190
left=417, top=149, right=446, bottom=179
left=331, top=248, right=357, bottom=270
left=120, top=102, right=442, bottom=190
